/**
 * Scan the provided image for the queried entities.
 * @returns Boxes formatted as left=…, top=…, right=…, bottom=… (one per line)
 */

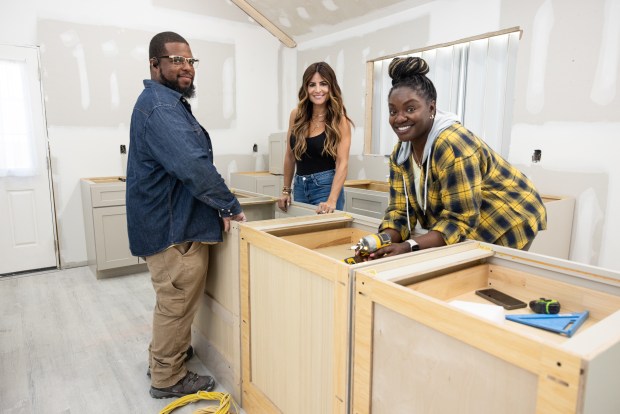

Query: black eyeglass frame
left=155, top=55, right=199, bottom=67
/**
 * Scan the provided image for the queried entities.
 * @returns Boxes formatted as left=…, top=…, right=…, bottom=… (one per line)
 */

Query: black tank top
left=290, top=131, right=336, bottom=175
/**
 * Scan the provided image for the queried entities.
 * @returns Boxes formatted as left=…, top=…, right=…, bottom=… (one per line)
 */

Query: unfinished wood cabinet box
left=238, top=212, right=423, bottom=414
left=343, top=179, right=389, bottom=219
left=192, top=192, right=318, bottom=404
left=351, top=242, right=620, bottom=414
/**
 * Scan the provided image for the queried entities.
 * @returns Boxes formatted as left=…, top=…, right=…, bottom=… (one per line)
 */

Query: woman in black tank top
left=277, top=62, right=353, bottom=214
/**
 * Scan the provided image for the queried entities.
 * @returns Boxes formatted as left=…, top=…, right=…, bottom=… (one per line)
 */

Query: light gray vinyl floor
left=0, top=266, right=243, bottom=414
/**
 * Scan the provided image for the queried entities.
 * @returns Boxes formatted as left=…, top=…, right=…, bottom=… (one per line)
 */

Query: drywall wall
left=0, top=0, right=282, bottom=268
left=39, top=21, right=236, bottom=129
left=1, top=0, right=618, bottom=272
left=293, top=0, right=620, bottom=270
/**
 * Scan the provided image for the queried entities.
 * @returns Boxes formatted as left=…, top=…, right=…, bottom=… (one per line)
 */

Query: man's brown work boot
left=150, top=371, right=215, bottom=399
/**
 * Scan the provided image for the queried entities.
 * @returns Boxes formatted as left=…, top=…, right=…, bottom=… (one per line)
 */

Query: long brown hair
left=291, top=62, right=353, bottom=161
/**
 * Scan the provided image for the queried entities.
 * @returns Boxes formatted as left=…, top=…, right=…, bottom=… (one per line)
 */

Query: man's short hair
left=149, top=31, right=189, bottom=59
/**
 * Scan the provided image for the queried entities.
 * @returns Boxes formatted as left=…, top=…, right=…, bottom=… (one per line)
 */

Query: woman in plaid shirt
left=366, top=56, right=547, bottom=259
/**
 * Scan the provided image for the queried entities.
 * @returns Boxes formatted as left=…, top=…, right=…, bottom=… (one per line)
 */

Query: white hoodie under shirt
left=411, top=156, right=423, bottom=208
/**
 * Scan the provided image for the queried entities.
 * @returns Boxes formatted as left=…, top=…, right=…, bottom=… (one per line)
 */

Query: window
left=365, top=27, right=521, bottom=158
left=0, top=56, right=38, bottom=177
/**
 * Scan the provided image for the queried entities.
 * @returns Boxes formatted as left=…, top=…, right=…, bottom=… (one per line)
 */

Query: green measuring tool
left=506, top=311, right=589, bottom=337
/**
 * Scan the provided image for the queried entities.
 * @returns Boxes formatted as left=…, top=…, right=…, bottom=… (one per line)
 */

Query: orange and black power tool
left=344, top=233, right=392, bottom=264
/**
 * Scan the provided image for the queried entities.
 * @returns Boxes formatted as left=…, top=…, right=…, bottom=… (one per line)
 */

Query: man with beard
left=127, top=31, right=246, bottom=399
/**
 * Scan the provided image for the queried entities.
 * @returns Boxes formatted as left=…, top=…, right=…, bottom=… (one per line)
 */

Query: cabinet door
left=90, top=182, right=126, bottom=207
left=256, top=175, right=282, bottom=197
left=92, top=206, right=138, bottom=270
left=268, top=132, right=287, bottom=175
left=344, top=189, right=388, bottom=219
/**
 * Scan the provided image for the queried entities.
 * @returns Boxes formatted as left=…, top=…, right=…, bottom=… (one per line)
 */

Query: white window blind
left=0, top=57, right=38, bottom=177
left=370, top=29, right=521, bottom=158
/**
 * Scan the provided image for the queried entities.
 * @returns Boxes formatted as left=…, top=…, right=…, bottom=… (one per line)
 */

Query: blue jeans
left=293, top=169, right=345, bottom=210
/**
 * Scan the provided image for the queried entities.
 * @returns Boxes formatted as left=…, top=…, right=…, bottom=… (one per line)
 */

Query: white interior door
left=0, top=44, right=57, bottom=275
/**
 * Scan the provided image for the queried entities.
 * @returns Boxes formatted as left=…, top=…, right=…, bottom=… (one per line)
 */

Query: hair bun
left=388, top=57, right=430, bottom=84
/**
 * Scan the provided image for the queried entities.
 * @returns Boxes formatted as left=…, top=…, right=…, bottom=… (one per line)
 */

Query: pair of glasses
left=157, top=55, right=199, bottom=67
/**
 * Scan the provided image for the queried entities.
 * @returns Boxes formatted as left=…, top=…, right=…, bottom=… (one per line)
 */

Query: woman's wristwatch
left=406, top=239, right=420, bottom=251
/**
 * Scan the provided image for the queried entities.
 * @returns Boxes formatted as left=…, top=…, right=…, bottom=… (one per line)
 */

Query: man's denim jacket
left=126, top=80, right=241, bottom=257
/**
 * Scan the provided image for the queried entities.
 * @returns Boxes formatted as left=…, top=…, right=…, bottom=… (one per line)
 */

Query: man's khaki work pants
left=145, top=242, right=209, bottom=388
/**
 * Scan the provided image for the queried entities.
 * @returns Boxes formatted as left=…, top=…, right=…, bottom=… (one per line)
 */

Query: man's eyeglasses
left=157, top=55, right=199, bottom=67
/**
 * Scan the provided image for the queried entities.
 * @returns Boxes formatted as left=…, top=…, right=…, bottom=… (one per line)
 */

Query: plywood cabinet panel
left=192, top=196, right=317, bottom=404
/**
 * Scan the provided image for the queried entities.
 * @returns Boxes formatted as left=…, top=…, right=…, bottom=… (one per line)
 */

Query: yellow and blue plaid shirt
left=379, top=124, right=547, bottom=249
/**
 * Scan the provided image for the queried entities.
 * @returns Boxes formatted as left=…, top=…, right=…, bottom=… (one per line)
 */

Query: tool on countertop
left=529, top=298, right=561, bottom=314
left=506, top=311, right=589, bottom=337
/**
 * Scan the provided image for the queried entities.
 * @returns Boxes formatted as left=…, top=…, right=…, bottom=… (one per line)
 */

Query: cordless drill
left=344, top=233, right=392, bottom=264
left=353, top=232, right=392, bottom=255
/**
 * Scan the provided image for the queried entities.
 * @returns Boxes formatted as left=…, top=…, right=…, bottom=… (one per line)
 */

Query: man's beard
left=159, top=72, right=196, bottom=99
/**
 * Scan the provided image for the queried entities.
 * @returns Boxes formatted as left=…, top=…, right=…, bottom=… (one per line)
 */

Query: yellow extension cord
left=158, top=391, right=239, bottom=414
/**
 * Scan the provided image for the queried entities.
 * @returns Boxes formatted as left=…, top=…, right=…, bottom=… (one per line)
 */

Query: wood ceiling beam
left=231, top=0, right=297, bottom=48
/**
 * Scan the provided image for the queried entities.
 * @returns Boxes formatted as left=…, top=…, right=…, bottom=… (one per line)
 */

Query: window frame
left=364, top=27, right=522, bottom=157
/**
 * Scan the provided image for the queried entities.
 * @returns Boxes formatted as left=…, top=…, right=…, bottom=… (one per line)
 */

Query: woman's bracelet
left=282, top=186, right=291, bottom=195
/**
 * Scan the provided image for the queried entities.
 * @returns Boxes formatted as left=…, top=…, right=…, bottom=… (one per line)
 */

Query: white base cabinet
left=230, top=171, right=283, bottom=197
left=343, top=180, right=390, bottom=219
left=81, top=177, right=145, bottom=279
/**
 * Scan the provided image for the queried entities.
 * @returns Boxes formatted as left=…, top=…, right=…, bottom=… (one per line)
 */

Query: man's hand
left=232, top=212, right=247, bottom=222
left=222, top=212, right=247, bottom=233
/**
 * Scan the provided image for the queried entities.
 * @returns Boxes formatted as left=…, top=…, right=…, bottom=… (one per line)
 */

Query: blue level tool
left=506, top=311, right=589, bottom=337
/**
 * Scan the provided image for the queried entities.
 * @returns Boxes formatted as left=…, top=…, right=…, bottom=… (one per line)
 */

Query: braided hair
left=388, top=57, right=437, bottom=103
